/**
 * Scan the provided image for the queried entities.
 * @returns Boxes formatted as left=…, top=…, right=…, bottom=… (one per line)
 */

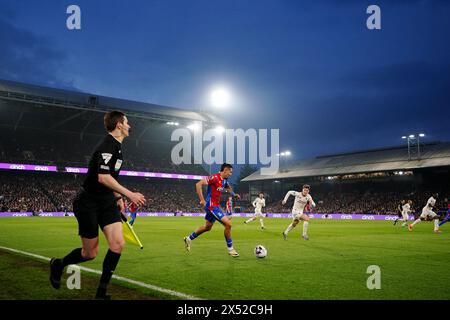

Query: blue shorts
left=204, top=206, right=225, bottom=223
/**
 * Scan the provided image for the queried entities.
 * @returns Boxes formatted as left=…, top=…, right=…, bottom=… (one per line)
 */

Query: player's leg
left=409, top=210, right=426, bottom=231
left=259, top=214, right=265, bottom=229
left=393, top=214, right=400, bottom=226
left=184, top=212, right=215, bottom=252
left=95, top=221, right=125, bottom=299
left=283, top=214, right=300, bottom=240
left=438, top=214, right=450, bottom=227
left=190, top=220, right=214, bottom=238
left=408, top=217, right=421, bottom=230
left=218, top=214, right=239, bottom=257
left=50, top=193, right=98, bottom=289
left=300, top=214, right=310, bottom=240
left=50, top=237, right=98, bottom=289
left=245, top=212, right=257, bottom=224
left=129, top=212, right=137, bottom=226
left=93, top=196, right=126, bottom=299
left=430, top=214, right=441, bottom=233
left=401, top=213, right=409, bottom=227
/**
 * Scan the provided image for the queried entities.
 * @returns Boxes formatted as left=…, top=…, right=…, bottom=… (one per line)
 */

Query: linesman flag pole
left=121, top=213, right=144, bottom=249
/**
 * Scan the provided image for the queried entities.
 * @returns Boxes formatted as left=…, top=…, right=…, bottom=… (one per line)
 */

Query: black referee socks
left=61, top=248, right=92, bottom=267
left=96, top=249, right=121, bottom=298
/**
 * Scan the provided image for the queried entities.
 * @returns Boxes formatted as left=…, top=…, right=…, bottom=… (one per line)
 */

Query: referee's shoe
left=49, top=258, right=64, bottom=289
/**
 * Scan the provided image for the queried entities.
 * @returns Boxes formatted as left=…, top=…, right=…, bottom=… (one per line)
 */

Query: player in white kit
left=244, top=193, right=266, bottom=230
left=408, top=193, right=442, bottom=233
left=396, top=200, right=412, bottom=227
left=282, top=184, right=316, bottom=240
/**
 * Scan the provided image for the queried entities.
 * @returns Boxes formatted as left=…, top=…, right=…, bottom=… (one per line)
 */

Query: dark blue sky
left=1, top=0, right=449, bottom=161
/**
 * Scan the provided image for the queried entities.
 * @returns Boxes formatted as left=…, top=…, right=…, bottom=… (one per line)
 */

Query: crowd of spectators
left=261, top=189, right=449, bottom=215
left=1, top=172, right=448, bottom=215
left=0, top=129, right=207, bottom=175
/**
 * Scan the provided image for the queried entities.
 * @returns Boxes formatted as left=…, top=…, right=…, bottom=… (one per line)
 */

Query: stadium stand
left=1, top=80, right=449, bottom=215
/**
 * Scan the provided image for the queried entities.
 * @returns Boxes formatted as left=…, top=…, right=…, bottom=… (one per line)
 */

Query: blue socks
left=189, top=232, right=198, bottom=240
left=226, top=238, right=233, bottom=250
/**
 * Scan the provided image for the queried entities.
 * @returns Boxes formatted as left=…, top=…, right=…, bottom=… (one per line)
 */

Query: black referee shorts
left=73, top=190, right=122, bottom=239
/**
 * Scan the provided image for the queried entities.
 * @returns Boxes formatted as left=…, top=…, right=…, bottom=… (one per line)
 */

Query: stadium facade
left=0, top=79, right=219, bottom=174
left=242, top=142, right=450, bottom=212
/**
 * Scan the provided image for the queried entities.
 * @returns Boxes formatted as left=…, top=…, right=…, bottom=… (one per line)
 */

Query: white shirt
left=402, top=203, right=411, bottom=214
left=283, top=191, right=315, bottom=213
left=425, top=197, right=436, bottom=209
left=253, top=197, right=266, bottom=210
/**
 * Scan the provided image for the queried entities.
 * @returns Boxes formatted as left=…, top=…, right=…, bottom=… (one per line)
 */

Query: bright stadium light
left=285, top=151, right=291, bottom=156
left=280, top=152, right=286, bottom=156
left=409, top=134, right=415, bottom=139
left=166, top=121, right=179, bottom=126
left=215, top=125, right=225, bottom=134
left=187, top=123, right=201, bottom=131
left=210, top=87, right=231, bottom=108
left=419, top=133, right=425, bottom=137
left=401, top=136, right=407, bottom=139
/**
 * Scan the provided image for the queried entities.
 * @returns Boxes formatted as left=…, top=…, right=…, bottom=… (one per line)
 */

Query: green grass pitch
left=0, top=217, right=449, bottom=300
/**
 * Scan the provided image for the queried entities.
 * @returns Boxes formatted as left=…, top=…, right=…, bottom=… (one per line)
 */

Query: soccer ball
left=254, top=245, right=267, bottom=259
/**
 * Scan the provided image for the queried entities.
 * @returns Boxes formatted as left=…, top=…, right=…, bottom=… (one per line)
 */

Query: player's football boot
left=261, top=226, right=266, bottom=230
left=183, top=237, right=191, bottom=252
left=408, top=224, right=413, bottom=231
left=282, top=232, right=287, bottom=240
left=49, top=258, right=63, bottom=289
left=393, top=219, right=398, bottom=226
left=228, top=249, right=239, bottom=257
left=302, top=235, right=309, bottom=241
left=434, top=230, right=442, bottom=234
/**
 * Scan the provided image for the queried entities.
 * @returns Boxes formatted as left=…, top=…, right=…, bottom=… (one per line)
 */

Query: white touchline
left=0, top=246, right=201, bottom=300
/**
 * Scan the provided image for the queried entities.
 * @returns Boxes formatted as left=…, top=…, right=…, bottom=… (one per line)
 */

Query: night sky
left=1, top=0, right=449, bottom=162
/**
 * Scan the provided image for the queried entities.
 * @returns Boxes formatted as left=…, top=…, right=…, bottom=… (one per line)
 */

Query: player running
left=438, top=203, right=450, bottom=227
left=244, top=192, right=266, bottom=229
left=393, top=200, right=406, bottom=226
left=184, top=163, right=240, bottom=257
left=408, top=193, right=442, bottom=233
left=395, top=200, right=412, bottom=227
left=126, top=200, right=138, bottom=226
left=282, top=184, right=316, bottom=240
left=49, top=111, right=146, bottom=299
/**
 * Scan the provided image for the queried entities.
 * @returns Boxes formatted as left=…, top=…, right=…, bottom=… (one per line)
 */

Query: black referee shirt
left=83, top=134, right=123, bottom=195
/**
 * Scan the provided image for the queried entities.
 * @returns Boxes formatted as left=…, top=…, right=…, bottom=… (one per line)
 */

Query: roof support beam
left=14, top=109, right=25, bottom=131
left=50, top=110, right=88, bottom=130
left=80, top=114, right=99, bottom=141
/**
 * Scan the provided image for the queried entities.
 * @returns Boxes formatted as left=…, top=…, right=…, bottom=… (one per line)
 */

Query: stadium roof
left=0, top=79, right=220, bottom=124
left=242, top=142, right=450, bottom=182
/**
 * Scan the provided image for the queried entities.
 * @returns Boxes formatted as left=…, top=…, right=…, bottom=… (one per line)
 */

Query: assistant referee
left=49, top=110, right=146, bottom=299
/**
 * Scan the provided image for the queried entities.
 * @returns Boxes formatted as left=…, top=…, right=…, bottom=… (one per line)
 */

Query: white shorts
left=401, top=212, right=409, bottom=220
left=254, top=210, right=263, bottom=217
left=420, top=208, right=437, bottom=219
left=292, top=210, right=305, bottom=220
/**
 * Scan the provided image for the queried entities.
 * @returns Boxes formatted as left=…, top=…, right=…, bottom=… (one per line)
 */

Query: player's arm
left=252, top=198, right=257, bottom=207
left=262, top=198, right=266, bottom=207
left=308, top=195, right=316, bottom=208
left=98, top=174, right=145, bottom=206
left=282, top=191, right=296, bottom=205
left=225, top=183, right=240, bottom=199
left=196, top=179, right=208, bottom=207
left=95, top=142, right=146, bottom=207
